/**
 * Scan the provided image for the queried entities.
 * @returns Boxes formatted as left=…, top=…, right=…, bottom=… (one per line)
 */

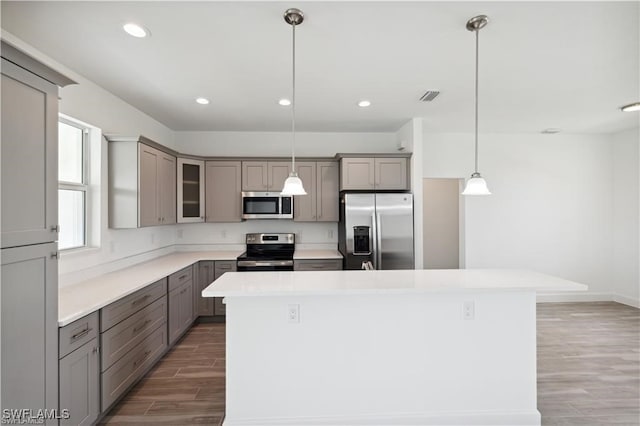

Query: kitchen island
left=202, top=269, right=586, bottom=426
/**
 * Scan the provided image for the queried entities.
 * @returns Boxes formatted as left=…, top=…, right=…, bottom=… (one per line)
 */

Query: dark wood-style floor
left=100, top=302, right=639, bottom=425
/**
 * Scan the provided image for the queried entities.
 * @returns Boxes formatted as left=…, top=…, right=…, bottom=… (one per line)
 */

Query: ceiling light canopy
left=195, top=97, right=210, bottom=105
left=358, top=100, right=371, bottom=108
left=281, top=8, right=307, bottom=196
left=620, top=102, right=640, bottom=112
left=279, top=98, right=291, bottom=106
left=123, top=22, right=149, bottom=38
left=461, top=14, right=491, bottom=196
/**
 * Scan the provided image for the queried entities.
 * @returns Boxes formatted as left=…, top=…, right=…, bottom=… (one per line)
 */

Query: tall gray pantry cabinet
left=1, top=42, right=75, bottom=424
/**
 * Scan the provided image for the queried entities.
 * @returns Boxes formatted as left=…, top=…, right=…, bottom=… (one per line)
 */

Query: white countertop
left=58, top=248, right=343, bottom=326
left=58, top=250, right=242, bottom=326
left=202, top=269, right=587, bottom=297
left=293, top=249, right=342, bottom=259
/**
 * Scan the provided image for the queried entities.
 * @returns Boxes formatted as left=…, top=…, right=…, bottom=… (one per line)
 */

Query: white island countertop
left=203, top=268, right=587, bottom=297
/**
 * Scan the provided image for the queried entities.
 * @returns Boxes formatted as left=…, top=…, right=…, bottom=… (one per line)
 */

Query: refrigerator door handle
left=375, top=212, right=382, bottom=269
left=371, top=213, right=377, bottom=270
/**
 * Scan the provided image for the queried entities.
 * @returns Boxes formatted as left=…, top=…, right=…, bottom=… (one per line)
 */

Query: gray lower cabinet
left=99, top=279, right=168, bottom=412
left=294, top=259, right=343, bottom=271
left=196, top=261, right=215, bottom=316
left=213, top=261, right=237, bottom=316
left=1, top=242, right=58, bottom=424
left=168, top=268, right=194, bottom=345
left=59, top=314, right=100, bottom=426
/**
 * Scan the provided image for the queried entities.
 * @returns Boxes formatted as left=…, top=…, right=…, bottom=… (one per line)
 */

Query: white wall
left=395, top=119, right=423, bottom=269
left=175, top=131, right=396, bottom=157
left=612, top=127, right=640, bottom=306
left=423, top=132, right=615, bottom=298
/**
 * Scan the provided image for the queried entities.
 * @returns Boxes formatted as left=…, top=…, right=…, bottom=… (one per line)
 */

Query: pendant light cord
left=474, top=28, right=479, bottom=174
left=291, top=21, right=297, bottom=171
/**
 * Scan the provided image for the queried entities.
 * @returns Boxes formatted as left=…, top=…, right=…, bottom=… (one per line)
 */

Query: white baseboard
left=613, top=293, right=640, bottom=308
left=223, top=410, right=541, bottom=426
left=536, top=291, right=612, bottom=303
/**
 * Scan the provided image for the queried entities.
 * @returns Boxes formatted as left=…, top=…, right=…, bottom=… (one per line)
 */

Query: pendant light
left=462, top=15, right=491, bottom=196
left=281, top=8, right=307, bottom=196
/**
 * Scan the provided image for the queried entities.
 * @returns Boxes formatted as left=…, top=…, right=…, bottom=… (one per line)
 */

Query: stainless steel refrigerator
left=338, top=192, right=414, bottom=270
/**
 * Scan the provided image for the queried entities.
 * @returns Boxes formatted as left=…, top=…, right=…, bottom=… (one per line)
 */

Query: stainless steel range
left=236, top=233, right=295, bottom=271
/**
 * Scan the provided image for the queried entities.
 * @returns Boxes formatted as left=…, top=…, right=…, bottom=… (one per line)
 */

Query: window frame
left=58, top=116, right=89, bottom=251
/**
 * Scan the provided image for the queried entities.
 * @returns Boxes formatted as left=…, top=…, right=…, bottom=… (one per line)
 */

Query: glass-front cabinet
left=177, top=158, right=205, bottom=223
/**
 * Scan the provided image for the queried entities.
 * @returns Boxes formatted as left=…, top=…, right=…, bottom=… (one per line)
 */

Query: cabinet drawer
left=168, top=265, right=193, bottom=292
left=214, top=261, right=236, bottom=280
left=101, top=324, right=167, bottom=410
left=101, top=278, right=167, bottom=332
left=100, top=296, right=167, bottom=372
left=59, top=312, right=99, bottom=359
left=294, top=259, right=343, bottom=271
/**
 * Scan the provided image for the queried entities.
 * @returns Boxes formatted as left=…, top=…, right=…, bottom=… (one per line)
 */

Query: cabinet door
left=197, top=261, right=215, bottom=316
left=1, top=59, right=59, bottom=248
left=59, top=338, right=100, bottom=426
left=340, top=158, right=375, bottom=190
left=177, top=158, right=205, bottom=223
left=242, top=161, right=268, bottom=191
left=206, top=161, right=242, bottom=222
left=214, top=261, right=237, bottom=316
left=159, top=153, right=177, bottom=224
left=316, top=161, right=339, bottom=222
left=293, top=162, right=316, bottom=222
left=1, top=243, right=58, bottom=422
left=138, top=144, right=160, bottom=227
left=181, top=281, right=194, bottom=332
left=167, top=286, right=182, bottom=345
left=375, top=158, right=408, bottom=190
left=268, top=162, right=292, bottom=192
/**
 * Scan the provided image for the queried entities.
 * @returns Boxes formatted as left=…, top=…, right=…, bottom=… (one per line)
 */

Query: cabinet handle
left=132, top=294, right=151, bottom=306
left=158, top=217, right=161, bottom=222
left=179, top=274, right=188, bottom=280
left=71, top=327, right=92, bottom=341
left=133, top=319, right=152, bottom=334
left=50, top=225, right=60, bottom=232
left=51, top=252, right=60, bottom=259
left=133, top=350, right=152, bottom=368
left=93, top=346, right=100, bottom=355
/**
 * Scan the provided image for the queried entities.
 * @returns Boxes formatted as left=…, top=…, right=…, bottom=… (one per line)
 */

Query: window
left=58, top=118, right=88, bottom=250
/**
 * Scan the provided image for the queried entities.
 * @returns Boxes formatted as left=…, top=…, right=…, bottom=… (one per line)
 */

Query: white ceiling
left=2, top=1, right=638, bottom=134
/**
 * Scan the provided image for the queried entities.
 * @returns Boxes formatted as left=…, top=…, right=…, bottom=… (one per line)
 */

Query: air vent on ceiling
left=419, top=90, right=440, bottom=102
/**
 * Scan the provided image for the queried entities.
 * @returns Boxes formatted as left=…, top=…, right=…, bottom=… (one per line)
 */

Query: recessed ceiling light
left=123, top=23, right=149, bottom=38
left=541, top=128, right=561, bottom=134
left=195, top=97, right=210, bottom=105
left=278, top=99, right=291, bottom=106
left=358, top=100, right=371, bottom=108
left=620, top=102, right=640, bottom=112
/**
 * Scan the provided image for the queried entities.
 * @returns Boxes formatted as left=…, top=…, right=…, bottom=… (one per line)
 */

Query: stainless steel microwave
left=241, top=192, right=293, bottom=219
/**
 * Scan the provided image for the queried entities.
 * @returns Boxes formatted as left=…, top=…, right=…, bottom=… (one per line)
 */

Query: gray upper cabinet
left=316, top=161, right=339, bottom=222
left=107, top=137, right=176, bottom=228
left=294, top=162, right=317, bottom=222
left=340, top=157, right=408, bottom=191
left=1, top=243, right=59, bottom=422
left=242, top=161, right=291, bottom=192
left=340, top=158, right=375, bottom=190
left=375, top=157, right=408, bottom=190
left=1, top=59, right=59, bottom=248
left=294, top=161, right=339, bottom=222
left=206, top=161, right=242, bottom=222
left=177, top=158, right=205, bottom=223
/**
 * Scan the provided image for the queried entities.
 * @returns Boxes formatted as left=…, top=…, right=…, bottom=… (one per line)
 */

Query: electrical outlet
left=177, top=229, right=184, bottom=239
left=328, top=230, right=334, bottom=239
left=109, top=241, right=115, bottom=253
left=296, top=229, right=302, bottom=241
left=463, top=301, right=475, bottom=320
left=151, top=233, right=156, bottom=244
left=221, top=230, right=227, bottom=239
left=288, top=304, right=300, bottom=323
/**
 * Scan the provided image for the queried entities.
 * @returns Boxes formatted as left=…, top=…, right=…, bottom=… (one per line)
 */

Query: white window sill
left=60, top=246, right=101, bottom=258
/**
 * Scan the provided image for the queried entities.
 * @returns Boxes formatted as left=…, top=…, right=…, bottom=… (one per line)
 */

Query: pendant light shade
left=461, top=172, right=491, bottom=195
left=281, top=8, right=306, bottom=196
left=462, top=15, right=491, bottom=196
